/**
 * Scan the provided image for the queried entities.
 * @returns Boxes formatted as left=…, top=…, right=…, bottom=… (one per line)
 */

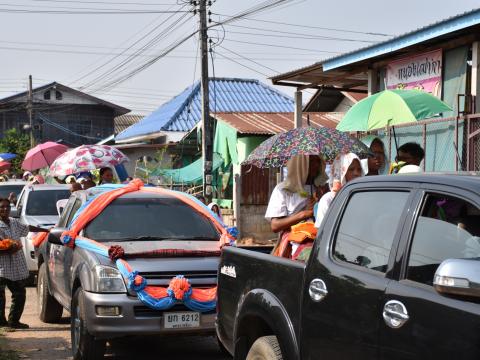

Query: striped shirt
left=0, top=218, right=29, bottom=281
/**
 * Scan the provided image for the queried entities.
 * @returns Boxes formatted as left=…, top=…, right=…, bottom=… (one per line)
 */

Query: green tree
left=0, top=128, right=30, bottom=174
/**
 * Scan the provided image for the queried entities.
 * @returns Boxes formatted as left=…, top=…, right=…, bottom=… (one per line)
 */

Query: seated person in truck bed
left=265, top=155, right=327, bottom=258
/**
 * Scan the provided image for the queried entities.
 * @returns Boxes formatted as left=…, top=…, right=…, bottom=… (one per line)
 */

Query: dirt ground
left=3, top=286, right=72, bottom=360
left=2, top=286, right=229, bottom=360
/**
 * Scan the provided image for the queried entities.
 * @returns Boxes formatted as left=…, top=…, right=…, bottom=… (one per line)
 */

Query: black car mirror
left=433, top=258, right=480, bottom=299
left=48, top=227, right=67, bottom=245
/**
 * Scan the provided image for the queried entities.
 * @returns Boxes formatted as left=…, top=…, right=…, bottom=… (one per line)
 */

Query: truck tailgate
left=217, top=246, right=305, bottom=351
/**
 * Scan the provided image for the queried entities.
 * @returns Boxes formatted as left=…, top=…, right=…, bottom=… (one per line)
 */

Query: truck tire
left=37, top=263, right=63, bottom=323
left=71, top=288, right=106, bottom=360
left=246, top=336, right=283, bottom=360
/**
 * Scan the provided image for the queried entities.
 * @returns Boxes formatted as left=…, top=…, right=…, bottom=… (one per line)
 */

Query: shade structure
left=50, top=145, right=129, bottom=176
left=242, top=126, right=370, bottom=168
left=0, top=153, right=16, bottom=162
left=336, top=89, right=452, bottom=131
left=151, top=153, right=224, bottom=185
left=22, top=141, right=68, bottom=171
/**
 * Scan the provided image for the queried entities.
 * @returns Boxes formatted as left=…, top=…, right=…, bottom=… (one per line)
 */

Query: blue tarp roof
left=115, top=77, right=294, bottom=141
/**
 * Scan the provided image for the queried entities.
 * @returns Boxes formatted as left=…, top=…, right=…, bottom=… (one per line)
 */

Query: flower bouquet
left=0, top=239, right=18, bottom=253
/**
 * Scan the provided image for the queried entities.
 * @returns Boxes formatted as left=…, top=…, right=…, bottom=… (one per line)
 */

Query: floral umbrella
left=242, top=126, right=370, bottom=168
left=49, top=145, right=129, bottom=176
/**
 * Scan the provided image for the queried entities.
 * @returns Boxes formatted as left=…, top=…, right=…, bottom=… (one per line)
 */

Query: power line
left=224, top=23, right=378, bottom=43
left=213, top=12, right=393, bottom=37
left=28, top=0, right=176, bottom=5
left=215, top=51, right=271, bottom=78
left=223, top=38, right=340, bottom=54
left=0, top=7, right=190, bottom=14
left=77, top=8, right=192, bottom=90
left=218, top=45, right=279, bottom=74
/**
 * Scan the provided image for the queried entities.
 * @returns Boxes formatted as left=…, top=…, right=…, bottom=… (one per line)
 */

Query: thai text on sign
left=386, top=49, right=442, bottom=96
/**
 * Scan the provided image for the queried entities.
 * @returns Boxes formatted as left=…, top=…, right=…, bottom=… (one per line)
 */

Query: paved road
left=4, top=286, right=230, bottom=360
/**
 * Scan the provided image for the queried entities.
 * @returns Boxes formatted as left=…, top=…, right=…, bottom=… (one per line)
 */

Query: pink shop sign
left=386, top=49, right=442, bottom=97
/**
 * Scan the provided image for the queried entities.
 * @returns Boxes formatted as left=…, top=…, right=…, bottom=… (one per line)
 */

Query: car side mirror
left=48, top=227, right=67, bottom=245
left=433, top=258, right=480, bottom=299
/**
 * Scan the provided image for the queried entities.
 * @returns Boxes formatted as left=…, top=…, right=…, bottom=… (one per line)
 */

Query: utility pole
left=27, top=75, right=34, bottom=148
left=199, top=0, right=213, bottom=202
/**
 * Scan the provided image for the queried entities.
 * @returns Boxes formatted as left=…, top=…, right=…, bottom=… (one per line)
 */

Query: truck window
left=406, top=194, right=480, bottom=286
left=333, top=191, right=409, bottom=273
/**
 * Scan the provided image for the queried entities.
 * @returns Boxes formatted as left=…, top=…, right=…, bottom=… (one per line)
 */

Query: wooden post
left=233, top=173, right=241, bottom=235
left=422, top=124, right=427, bottom=171
left=294, top=90, right=302, bottom=128
left=472, top=41, right=480, bottom=112
left=368, top=69, right=378, bottom=96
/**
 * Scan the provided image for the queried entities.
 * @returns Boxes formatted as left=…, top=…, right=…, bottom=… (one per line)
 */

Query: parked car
left=216, top=174, right=480, bottom=360
left=0, top=180, right=27, bottom=216
left=15, top=184, right=70, bottom=282
left=36, top=186, right=222, bottom=360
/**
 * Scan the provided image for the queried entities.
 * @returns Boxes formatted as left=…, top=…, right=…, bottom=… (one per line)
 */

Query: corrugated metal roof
left=0, top=82, right=130, bottom=115
left=214, top=112, right=343, bottom=135
left=115, top=78, right=294, bottom=141
left=323, top=8, right=480, bottom=71
left=271, top=8, right=480, bottom=84
left=114, top=114, right=144, bottom=134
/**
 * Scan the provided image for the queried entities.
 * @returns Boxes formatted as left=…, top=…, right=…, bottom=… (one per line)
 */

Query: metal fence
left=368, top=113, right=480, bottom=172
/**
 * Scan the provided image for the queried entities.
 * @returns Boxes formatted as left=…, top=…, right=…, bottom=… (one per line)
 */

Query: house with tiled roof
left=115, top=77, right=294, bottom=144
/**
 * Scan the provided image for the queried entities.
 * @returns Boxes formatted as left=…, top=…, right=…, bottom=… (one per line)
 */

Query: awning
left=151, top=153, right=224, bottom=185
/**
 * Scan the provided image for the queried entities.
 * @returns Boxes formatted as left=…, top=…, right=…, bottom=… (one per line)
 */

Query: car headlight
left=92, top=265, right=127, bottom=293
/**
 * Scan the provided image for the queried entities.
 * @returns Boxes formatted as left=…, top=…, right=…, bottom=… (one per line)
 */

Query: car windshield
left=0, top=185, right=25, bottom=199
left=84, top=197, right=219, bottom=242
left=26, top=189, right=71, bottom=216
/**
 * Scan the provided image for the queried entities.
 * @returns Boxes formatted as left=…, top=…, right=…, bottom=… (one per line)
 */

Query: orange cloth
left=287, top=222, right=317, bottom=243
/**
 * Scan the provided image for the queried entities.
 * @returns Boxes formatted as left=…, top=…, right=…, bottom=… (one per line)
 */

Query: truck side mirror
left=48, top=227, right=67, bottom=245
left=433, top=258, right=480, bottom=299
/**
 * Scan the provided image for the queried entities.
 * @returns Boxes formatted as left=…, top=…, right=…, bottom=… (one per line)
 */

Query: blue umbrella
left=0, top=153, right=16, bottom=161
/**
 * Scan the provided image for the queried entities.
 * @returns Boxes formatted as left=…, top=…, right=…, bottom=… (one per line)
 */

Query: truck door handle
left=383, top=300, right=409, bottom=329
left=309, top=279, right=328, bottom=302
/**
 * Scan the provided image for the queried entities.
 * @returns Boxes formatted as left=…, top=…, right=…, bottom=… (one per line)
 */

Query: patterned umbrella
left=242, top=126, right=370, bottom=168
left=49, top=145, right=129, bottom=176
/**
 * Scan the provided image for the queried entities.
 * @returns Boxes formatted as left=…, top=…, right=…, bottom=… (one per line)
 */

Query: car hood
left=23, top=215, right=58, bottom=227
left=94, top=240, right=220, bottom=295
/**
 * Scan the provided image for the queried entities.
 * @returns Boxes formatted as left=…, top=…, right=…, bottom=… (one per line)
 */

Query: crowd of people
left=265, top=140, right=426, bottom=261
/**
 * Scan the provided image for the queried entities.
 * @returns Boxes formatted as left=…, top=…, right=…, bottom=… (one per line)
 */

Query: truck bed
left=217, top=246, right=305, bottom=355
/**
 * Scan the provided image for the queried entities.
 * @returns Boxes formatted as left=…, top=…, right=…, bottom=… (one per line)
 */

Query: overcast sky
left=0, top=0, right=478, bottom=114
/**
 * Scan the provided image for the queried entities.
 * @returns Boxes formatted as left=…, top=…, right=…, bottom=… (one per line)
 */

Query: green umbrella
left=337, top=89, right=452, bottom=132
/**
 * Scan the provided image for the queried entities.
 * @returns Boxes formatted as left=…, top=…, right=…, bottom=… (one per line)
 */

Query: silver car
left=0, top=180, right=27, bottom=216
left=15, top=184, right=70, bottom=282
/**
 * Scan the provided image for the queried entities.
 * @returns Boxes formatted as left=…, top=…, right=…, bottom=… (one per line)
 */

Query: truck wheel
left=37, top=263, right=63, bottom=323
left=246, top=336, right=283, bottom=360
left=71, top=288, right=106, bottom=360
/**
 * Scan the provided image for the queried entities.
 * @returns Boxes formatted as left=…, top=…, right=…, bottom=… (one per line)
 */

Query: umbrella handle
left=391, top=125, right=399, bottom=154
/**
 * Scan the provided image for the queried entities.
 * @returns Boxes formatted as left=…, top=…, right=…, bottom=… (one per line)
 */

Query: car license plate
left=164, top=312, right=200, bottom=329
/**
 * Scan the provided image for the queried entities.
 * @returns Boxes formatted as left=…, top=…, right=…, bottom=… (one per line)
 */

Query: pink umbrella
left=49, top=144, right=129, bottom=176
left=22, top=141, right=68, bottom=171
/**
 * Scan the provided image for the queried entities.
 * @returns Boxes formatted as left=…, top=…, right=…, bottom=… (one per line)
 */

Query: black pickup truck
left=216, top=174, right=480, bottom=360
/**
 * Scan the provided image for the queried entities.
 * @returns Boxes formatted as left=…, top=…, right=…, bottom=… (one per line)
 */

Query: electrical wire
left=78, top=9, right=193, bottom=91
left=212, top=12, right=393, bottom=37
left=223, top=38, right=340, bottom=54
left=218, top=45, right=279, bottom=74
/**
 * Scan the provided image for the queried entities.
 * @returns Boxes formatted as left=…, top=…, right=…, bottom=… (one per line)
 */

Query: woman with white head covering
left=314, top=153, right=364, bottom=228
left=360, top=135, right=389, bottom=176
left=265, top=154, right=327, bottom=257
left=208, top=202, right=223, bottom=222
